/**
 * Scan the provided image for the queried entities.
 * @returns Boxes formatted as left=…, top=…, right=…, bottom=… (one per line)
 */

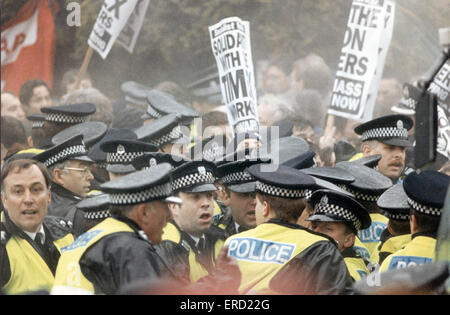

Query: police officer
left=307, top=189, right=372, bottom=282
left=379, top=170, right=449, bottom=272
left=52, top=163, right=182, bottom=294
left=33, top=135, right=95, bottom=223
left=135, top=113, right=189, bottom=156
left=100, top=138, right=158, bottom=181
left=71, top=193, right=111, bottom=238
left=336, top=161, right=392, bottom=260
left=373, top=183, right=412, bottom=265
left=353, top=114, right=413, bottom=183
left=214, top=157, right=269, bottom=236
left=224, top=164, right=351, bottom=294
left=158, top=160, right=228, bottom=283
left=1, top=159, right=74, bottom=294
left=143, top=89, right=199, bottom=127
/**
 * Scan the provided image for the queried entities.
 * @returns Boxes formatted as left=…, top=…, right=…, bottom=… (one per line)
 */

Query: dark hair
left=256, top=193, right=306, bottom=222
left=1, top=159, right=51, bottom=191
left=19, top=79, right=51, bottom=106
left=109, top=204, right=136, bottom=216
left=389, top=219, right=411, bottom=235
left=1, top=116, right=27, bottom=148
left=411, top=209, right=441, bottom=234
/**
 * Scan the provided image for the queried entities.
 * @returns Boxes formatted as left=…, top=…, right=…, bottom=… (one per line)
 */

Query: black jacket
left=266, top=220, right=353, bottom=295
left=79, top=215, right=178, bottom=294
left=155, top=221, right=228, bottom=283
left=48, top=183, right=83, bottom=222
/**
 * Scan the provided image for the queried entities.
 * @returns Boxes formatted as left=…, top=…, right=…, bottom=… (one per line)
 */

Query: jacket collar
left=51, top=182, right=83, bottom=200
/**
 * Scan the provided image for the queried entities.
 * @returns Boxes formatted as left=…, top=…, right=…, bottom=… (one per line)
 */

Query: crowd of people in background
left=1, top=50, right=449, bottom=296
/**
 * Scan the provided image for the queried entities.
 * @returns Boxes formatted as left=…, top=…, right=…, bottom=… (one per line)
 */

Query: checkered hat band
left=313, top=202, right=361, bottom=231
left=32, top=121, right=44, bottom=129
left=202, top=147, right=225, bottom=161
left=221, top=171, right=255, bottom=185
left=305, top=189, right=313, bottom=200
left=171, top=171, right=215, bottom=191
left=256, top=182, right=308, bottom=198
left=407, top=197, right=441, bottom=216
left=383, top=211, right=410, bottom=221
left=340, top=185, right=379, bottom=202
left=147, top=126, right=182, bottom=147
left=400, top=97, right=417, bottom=110
left=362, top=127, right=408, bottom=141
left=45, top=113, right=87, bottom=124
left=107, top=151, right=145, bottom=164
left=109, top=182, right=171, bottom=205
left=84, top=210, right=110, bottom=220
left=146, top=106, right=163, bottom=119
left=44, top=145, right=87, bottom=167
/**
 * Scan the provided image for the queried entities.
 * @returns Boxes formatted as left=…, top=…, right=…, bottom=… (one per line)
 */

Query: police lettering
left=228, top=238, right=295, bottom=264
left=388, top=256, right=433, bottom=270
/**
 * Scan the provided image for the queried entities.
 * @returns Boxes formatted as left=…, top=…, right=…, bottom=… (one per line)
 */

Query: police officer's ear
left=343, top=232, right=355, bottom=250
left=361, top=141, right=377, bottom=156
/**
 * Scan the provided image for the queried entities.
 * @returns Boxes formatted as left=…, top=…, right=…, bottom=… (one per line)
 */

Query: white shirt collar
left=187, top=233, right=204, bottom=247
left=24, top=225, right=45, bottom=244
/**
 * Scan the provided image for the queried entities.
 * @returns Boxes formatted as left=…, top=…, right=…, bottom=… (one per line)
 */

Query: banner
left=1, top=0, right=57, bottom=95
left=328, top=0, right=393, bottom=121
left=428, top=59, right=450, bottom=159
left=209, top=17, right=259, bottom=135
left=88, top=0, right=140, bottom=59
left=116, top=0, right=150, bottom=54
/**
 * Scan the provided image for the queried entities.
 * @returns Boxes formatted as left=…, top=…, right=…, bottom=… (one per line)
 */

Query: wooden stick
left=74, top=46, right=94, bottom=90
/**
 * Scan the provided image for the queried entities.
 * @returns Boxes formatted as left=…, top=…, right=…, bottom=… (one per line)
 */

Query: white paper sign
left=328, top=0, right=392, bottom=121
left=88, top=0, right=139, bottom=59
left=209, top=17, right=259, bottom=135
left=116, top=0, right=150, bottom=54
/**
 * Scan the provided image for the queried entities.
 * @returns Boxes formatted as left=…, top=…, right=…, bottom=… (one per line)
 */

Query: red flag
left=1, top=0, right=58, bottom=95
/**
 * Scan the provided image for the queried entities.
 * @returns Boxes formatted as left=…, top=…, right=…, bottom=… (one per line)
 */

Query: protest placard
left=88, top=0, right=139, bottom=60
left=209, top=17, right=259, bottom=135
left=328, top=0, right=392, bottom=121
left=362, top=0, right=395, bottom=121
left=428, top=59, right=450, bottom=159
left=116, top=0, right=150, bottom=54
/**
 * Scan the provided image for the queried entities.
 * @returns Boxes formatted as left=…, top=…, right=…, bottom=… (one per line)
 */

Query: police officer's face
left=143, top=201, right=172, bottom=244
left=171, top=191, right=215, bottom=237
left=229, top=191, right=257, bottom=229
left=1, top=165, right=51, bottom=233
left=310, top=221, right=354, bottom=252
left=56, top=160, right=94, bottom=198
left=364, top=142, right=406, bottom=181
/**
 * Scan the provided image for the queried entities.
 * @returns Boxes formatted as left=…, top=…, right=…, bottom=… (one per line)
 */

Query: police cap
left=335, top=161, right=392, bottom=202
left=391, top=83, right=419, bottom=116
left=132, top=152, right=189, bottom=171
left=100, top=163, right=177, bottom=206
left=403, top=170, right=450, bottom=217
left=146, top=90, right=199, bottom=123
left=121, top=81, right=152, bottom=107
left=76, top=193, right=110, bottom=221
left=170, top=160, right=217, bottom=193
left=307, top=189, right=371, bottom=233
left=100, top=139, right=158, bottom=174
left=354, top=114, right=413, bottom=147
left=40, top=103, right=96, bottom=124
left=52, top=121, right=108, bottom=149
left=33, top=134, right=93, bottom=168
left=377, top=183, right=410, bottom=221
left=134, top=113, right=188, bottom=148
left=26, top=114, right=46, bottom=129
left=218, top=158, right=270, bottom=193
left=88, top=128, right=137, bottom=168
left=282, top=149, right=316, bottom=169
left=248, top=164, right=316, bottom=199
left=190, top=134, right=227, bottom=162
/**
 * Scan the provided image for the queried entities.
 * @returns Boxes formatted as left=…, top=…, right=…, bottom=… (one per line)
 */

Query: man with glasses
left=34, top=135, right=94, bottom=224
